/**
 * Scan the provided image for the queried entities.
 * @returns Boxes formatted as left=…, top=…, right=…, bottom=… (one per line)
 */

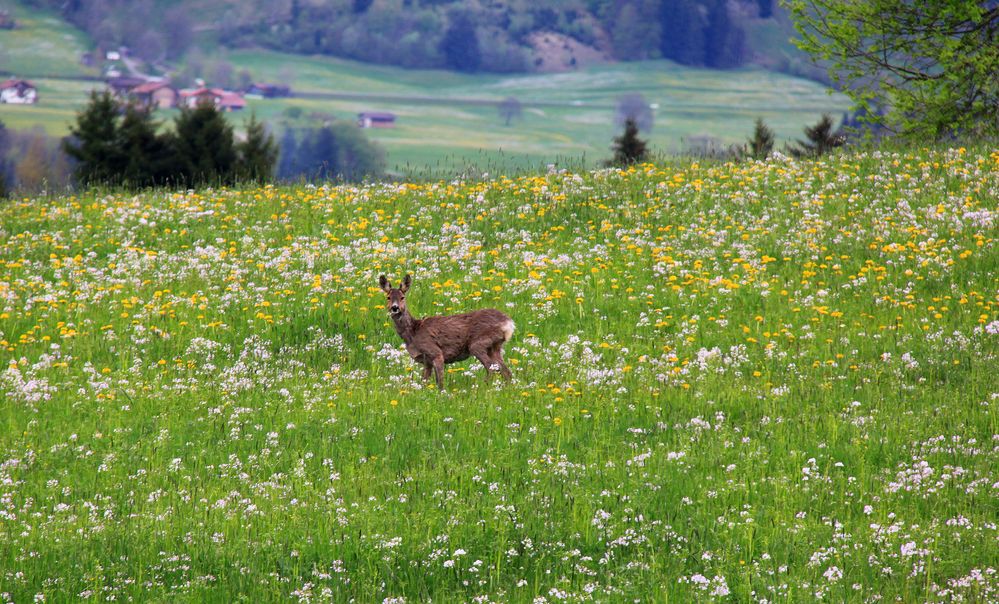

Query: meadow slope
left=0, top=0, right=850, bottom=171
left=1, top=148, right=998, bottom=602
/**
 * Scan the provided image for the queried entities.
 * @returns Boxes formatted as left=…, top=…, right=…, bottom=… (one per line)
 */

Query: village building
left=179, top=88, right=247, bottom=111
left=357, top=111, right=396, bottom=128
left=0, top=79, right=37, bottom=104
left=106, top=76, right=146, bottom=98
left=129, top=81, right=179, bottom=110
left=244, top=83, right=291, bottom=99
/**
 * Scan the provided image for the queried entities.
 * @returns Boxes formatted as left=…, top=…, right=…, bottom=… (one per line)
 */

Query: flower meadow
left=1, top=148, right=997, bottom=603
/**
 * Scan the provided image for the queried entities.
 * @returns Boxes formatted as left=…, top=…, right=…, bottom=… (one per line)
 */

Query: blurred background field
left=0, top=0, right=850, bottom=173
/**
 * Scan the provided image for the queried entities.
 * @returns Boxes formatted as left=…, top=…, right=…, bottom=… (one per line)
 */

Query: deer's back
left=415, top=309, right=513, bottom=362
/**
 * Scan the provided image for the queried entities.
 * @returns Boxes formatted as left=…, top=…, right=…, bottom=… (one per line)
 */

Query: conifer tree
left=63, top=91, right=126, bottom=186
left=237, top=113, right=278, bottom=183
left=117, top=104, right=176, bottom=187
left=611, top=118, right=649, bottom=166
left=790, top=114, right=844, bottom=158
left=747, top=117, right=775, bottom=160
left=172, top=100, right=238, bottom=186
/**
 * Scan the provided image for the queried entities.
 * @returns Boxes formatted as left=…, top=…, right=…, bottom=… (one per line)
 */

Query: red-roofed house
left=1, top=79, right=37, bottom=104
left=130, top=80, right=178, bottom=110
left=179, top=88, right=246, bottom=111
left=218, top=91, right=246, bottom=112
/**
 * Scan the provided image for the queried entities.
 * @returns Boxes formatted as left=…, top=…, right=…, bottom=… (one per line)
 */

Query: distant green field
left=0, top=2, right=850, bottom=172
left=228, top=50, right=851, bottom=171
left=0, top=0, right=95, bottom=77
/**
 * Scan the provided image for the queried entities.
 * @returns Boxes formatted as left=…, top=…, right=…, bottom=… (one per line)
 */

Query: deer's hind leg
left=421, top=363, right=433, bottom=382
left=431, top=354, right=446, bottom=390
left=470, top=341, right=497, bottom=381
left=488, top=342, right=513, bottom=381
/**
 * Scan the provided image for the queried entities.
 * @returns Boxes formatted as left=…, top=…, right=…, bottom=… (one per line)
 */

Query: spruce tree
left=172, top=100, right=238, bottom=186
left=63, top=91, right=127, bottom=186
left=117, top=104, right=176, bottom=187
left=790, top=114, right=844, bottom=158
left=611, top=118, right=649, bottom=166
left=747, top=117, right=775, bottom=160
left=237, top=113, right=278, bottom=183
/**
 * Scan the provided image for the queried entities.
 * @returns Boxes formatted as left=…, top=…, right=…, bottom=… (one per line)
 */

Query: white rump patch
left=500, top=319, right=515, bottom=342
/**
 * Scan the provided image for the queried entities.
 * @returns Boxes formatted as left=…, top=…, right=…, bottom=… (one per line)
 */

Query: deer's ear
left=379, top=275, right=390, bottom=293
left=401, top=274, right=412, bottom=293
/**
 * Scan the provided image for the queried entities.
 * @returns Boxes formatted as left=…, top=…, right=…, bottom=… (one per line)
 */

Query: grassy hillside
left=1, top=148, right=997, bottom=602
left=0, top=44, right=850, bottom=172
left=231, top=49, right=849, bottom=163
left=0, top=0, right=850, bottom=171
left=0, top=0, right=95, bottom=77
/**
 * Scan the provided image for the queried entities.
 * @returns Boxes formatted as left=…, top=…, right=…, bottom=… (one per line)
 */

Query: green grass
left=229, top=49, right=851, bottom=170
left=1, top=147, right=997, bottom=602
left=1, top=19, right=850, bottom=171
left=0, top=0, right=95, bottom=77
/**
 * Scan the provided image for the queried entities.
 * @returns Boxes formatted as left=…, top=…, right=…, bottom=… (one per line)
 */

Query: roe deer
left=379, top=274, right=514, bottom=389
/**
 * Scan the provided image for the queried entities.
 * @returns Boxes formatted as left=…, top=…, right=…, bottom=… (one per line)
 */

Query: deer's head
left=379, top=274, right=411, bottom=318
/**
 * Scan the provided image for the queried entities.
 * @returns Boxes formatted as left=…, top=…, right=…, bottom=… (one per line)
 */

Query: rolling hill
left=0, top=0, right=850, bottom=172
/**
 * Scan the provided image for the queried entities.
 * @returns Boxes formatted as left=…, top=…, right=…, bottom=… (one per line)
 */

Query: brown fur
left=380, top=274, right=514, bottom=389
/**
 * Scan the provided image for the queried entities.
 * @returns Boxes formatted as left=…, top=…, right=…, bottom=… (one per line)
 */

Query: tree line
left=24, top=0, right=774, bottom=73
left=63, top=91, right=278, bottom=188
left=66, top=92, right=386, bottom=188
left=2, top=104, right=849, bottom=198
left=609, top=113, right=844, bottom=166
left=0, top=93, right=386, bottom=197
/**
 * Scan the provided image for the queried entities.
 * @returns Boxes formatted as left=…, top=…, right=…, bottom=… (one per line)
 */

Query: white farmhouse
left=0, top=79, right=38, bottom=104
